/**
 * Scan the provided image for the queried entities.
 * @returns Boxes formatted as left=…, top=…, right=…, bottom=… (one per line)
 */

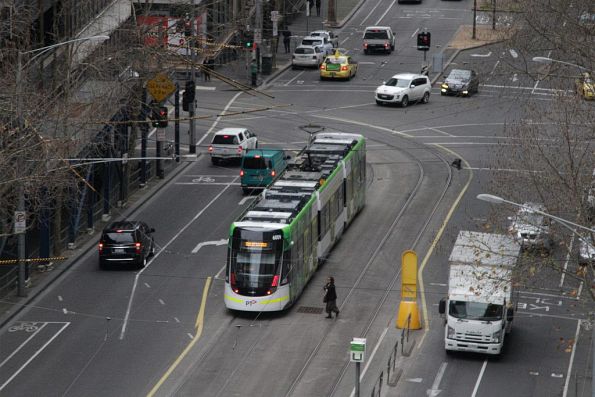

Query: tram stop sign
left=350, top=337, right=366, bottom=363
left=147, top=73, right=176, bottom=102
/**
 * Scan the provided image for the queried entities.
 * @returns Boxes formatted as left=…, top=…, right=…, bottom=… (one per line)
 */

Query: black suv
left=99, top=221, right=155, bottom=269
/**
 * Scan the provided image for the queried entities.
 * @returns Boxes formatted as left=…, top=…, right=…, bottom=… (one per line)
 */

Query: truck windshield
left=449, top=300, right=503, bottom=321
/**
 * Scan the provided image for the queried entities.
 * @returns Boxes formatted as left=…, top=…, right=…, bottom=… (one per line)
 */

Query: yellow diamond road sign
left=147, top=74, right=176, bottom=102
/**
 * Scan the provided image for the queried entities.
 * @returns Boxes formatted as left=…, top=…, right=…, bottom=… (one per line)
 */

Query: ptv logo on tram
left=245, top=300, right=258, bottom=306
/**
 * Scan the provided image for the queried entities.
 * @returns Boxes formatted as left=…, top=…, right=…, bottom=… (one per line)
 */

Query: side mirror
left=438, top=298, right=446, bottom=314
left=382, top=81, right=386, bottom=85
left=506, top=307, right=514, bottom=322
left=410, top=84, right=415, bottom=88
left=150, top=228, right=156, bottom=233
left=285, top=155, right=292, bottom=160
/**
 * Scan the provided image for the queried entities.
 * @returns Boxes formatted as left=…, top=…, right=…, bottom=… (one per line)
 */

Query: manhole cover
left=297, top=306, right=324, bottom=314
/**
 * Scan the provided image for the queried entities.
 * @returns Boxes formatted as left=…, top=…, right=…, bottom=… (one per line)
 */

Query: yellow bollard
left=396, top=301, right=421, bottom=330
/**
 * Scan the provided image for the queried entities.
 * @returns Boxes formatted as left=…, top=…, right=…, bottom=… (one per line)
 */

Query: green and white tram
left=224, top=132, right=366, bottom=311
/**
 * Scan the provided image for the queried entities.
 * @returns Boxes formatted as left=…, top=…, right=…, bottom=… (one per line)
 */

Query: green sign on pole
left=350, top=337, right=366, bottom=362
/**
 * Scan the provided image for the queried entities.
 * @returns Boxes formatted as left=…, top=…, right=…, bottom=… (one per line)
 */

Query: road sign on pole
left=147, top=74, right=176, bottom=102
left=14, top=211, right=26, bottom=234
left=254, top=28, right=262, bottom=44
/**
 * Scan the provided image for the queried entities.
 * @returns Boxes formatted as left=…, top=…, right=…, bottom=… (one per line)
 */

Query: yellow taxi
left=320, top=50, right=358, bottom=81
left=576, top=72, right=594, bottom=100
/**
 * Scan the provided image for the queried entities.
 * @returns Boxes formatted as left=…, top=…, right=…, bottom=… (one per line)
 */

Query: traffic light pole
left=189, top=0, right=197, bottom=154
left=175, top=84, right=180, bottom=163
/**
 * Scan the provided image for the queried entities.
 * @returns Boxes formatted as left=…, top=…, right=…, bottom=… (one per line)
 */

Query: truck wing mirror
left=506, top=307, right=514, bottom=322
left=438, top=298, right=446, bottom=314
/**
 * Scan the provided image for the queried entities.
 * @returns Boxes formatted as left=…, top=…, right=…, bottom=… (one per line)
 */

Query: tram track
left=283, top=133, right=454, bottom=397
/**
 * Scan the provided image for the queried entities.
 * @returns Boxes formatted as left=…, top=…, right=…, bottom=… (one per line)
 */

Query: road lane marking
left=158, top=299, right=165, bottom=305
left=285, top=70, right=305, bottom=86
left=62, top=308, right=68, bottom=314
left=144, top=282, right=151, bottom=288
left=215, top=264, right=226, bottom=280
left=559, top=234, right=576, bottom=287
left=312, top=114, right=413, bottom=138
left=411, top=28, right=419, bottom=38
left=191, top=239, right=227, bottom=254
left=427, top=362, right=447, bottom=397
left=0, top=322, right=69, bottom=392
left=563, top=320, right=582, bottom=397
left=427, top=127, right=454, bottom=137
left=57, top=295, right=63, bottom=301
left=360, top=0, right=384, bottom=25
left=0, top=323, right=49, bottom=369
left=120, top=180, right=237, bottom=340
left=239, top=196, right=255, bottom=205
left=198, top=92, right=243, bottom=146
left=147, top=277, right=212, bottom=397
left=174, top=317, right=180, bottom=323
left=375, top=0, right=397, bottom=25
left=471, top=359, right=488, bottom=397
left=187, top=333, right=193, bottom=339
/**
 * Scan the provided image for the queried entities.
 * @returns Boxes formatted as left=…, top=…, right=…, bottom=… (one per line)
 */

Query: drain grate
left=297, top=306, right=324, bottom=314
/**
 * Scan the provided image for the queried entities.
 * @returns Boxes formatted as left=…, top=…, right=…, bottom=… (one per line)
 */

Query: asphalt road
left=1, top=0, right=592, bottom=396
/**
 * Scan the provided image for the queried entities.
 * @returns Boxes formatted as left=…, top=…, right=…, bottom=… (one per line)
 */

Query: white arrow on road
left=192, top=239, right=227, bottom=254
left=426, top=362, right=447, bottom=397
left=471, top=51, right=492, bottom=57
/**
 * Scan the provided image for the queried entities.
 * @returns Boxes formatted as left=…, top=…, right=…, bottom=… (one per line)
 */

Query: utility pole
left=189, top=1, right=197, bottom=154
left=15, top=51, right=26, bottom=297
left=255, top=0, right=262, bottom=67
left=472, top=0, right=477, bottom=39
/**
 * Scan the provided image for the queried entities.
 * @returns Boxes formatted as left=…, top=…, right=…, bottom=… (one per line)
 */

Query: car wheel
left=99, top=260, right=108, bottom=270
left=421, top=92, right=430, bottom=104
left=242, top=188, right=250, bottom=195
left=150, top=241, right=155, bottom=256
left=376, top=100, right=382, bottom=105
left=364, top=49, right=369, bottom=55
left=401, top=95, right=409, bottom=107
left=391, top=44, right=395, bottom=51
left=255, top=141, right=258, bottom=149
left=440, top=92, right=446, bottom=96
left=139, top=256, right=147, bottom=269
left=211, top=157, right=219, bottom=166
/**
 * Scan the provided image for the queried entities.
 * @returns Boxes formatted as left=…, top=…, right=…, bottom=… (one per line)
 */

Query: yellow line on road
left=416, top=145, right=473, bottom=349
left=147, top=277, right=212, bottom=397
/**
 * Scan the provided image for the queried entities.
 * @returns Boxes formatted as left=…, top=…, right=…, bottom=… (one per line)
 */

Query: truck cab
left=439, top=231, right=520, bottom=355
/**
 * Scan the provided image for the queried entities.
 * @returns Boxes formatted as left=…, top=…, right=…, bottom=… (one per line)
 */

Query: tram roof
left=234, top=221, right=287, bottom=230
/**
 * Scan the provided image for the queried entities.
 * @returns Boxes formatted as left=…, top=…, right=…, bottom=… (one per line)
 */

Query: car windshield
left=103, top=232, right=134, bottom=244
left=213, top=134, right=238, bottom=144
left=449, top=300, right=503, bottom=321
left=449, top=69, right=471, bottom=79
left=325, top=57, right=347, bottom=64
left=364, top=30, right=388, bottom=39
left=384, top=78, right=411, bottom=88
left=302, top=39, right=322, bottom=46
left=295, top=47, right=314, bottom=54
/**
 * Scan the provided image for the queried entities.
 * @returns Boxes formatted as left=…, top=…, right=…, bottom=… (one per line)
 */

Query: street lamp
left=532, top=56, right=590, bottom=72
left=477, top=194, right=595, bottom=234
left=14, top=35, right=109, bottom=297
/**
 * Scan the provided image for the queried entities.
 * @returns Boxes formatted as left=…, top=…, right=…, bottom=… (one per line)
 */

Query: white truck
left=438, top=231, right=521, bottom=355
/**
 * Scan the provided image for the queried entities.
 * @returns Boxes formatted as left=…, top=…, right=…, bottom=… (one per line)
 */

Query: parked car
left=508, top=202, right=553, bottom=253
left=309, top=30, right=339, bottom=48
left=578, top=231, right=595, bottom=266
left=240, top=149, right=288, bottom=194
left=441, top=69, right=479, bottom=96
left=319, top=50, right=358, bottom=81
left=300, top=36, right=333, bottom=55
left=208, top=128, right=258, bottom=165
left=99, top=221, right=155, bottom=269
left=576, top=72, right=594, bottom=100
left=292, top=45, right=324, bottom=69
left=375, top=73, right=431, bottom=107
left=362, top=26, right=395, bottom=54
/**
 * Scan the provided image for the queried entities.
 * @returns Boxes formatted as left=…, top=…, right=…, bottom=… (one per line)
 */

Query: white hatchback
left=375, top=73, right=431, bottom=107
left=292, top=45, right=324, bottom=68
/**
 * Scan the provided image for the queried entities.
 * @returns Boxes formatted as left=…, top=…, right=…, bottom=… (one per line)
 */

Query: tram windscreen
left=229, top=228, right=284, bottom=295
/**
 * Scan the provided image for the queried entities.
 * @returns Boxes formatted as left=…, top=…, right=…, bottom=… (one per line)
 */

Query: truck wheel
left=211, top=158, right=219, bottom=166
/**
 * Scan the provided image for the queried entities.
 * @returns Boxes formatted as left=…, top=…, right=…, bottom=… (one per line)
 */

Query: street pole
left=472, top=0, right=477, bottom=39
left=355, top=361, right=360, bottom=397
left=15, top=51, right=27, bottom=297
left=189, top=1, right=197, bottom=154
left=175, top=84, right=180, bottom=162
left=492, top=0, right=496, bottom=30
left=256, top=0, right=263, bottom=69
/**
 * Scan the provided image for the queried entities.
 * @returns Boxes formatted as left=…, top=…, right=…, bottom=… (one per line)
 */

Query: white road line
left=285, top=71, right=305, bottom=86
left=375, top=0, right=397, bottom=25
left=191, top=239, right=227, bottom=254
left=427, top=127, right=455, bottom=137
left=482, top=84, right=569, bottom=92
left=215, top=264, right=226, bottom=280
left=119, top=178, right=238, bottom=340
left=349, top=327, right=389, bottom=397
left=57, top=296, right=63, bottom=301
left=465, top=167, right=541, bottom=173
left=360, top=0, right=384, bottom=25
left=562, top=320, right=582, bottom=397
left=411, top=28, right=420, bottom=38
left=158, top=299, right=165, bottom=305
left=312, top=114, right=412, bottom=138
left=62, top=308, right=68, bottom=314
left=187, top=333, right=194, bottom=339
left=489, top=60, right=500, bottom=76
left=174, top=182, right=241, bottom=186
left=198, top=92, right=243, bottom=146
left=519, top=290, right=580, bottom=300
left=471, top=359, right=488, bottom=397
left=174, top=317, right=180, bottom=323
left=0, top=322, right=69, bottom=392
left=532, top=50, right=552, bottom=94
left=559, top=234, right=576, bottom=287
left=0, top=323, right=49, bottom=369
left=144, top=282, right=151, bottom=288
left=238, top=196, right=255, bottom=206
left=340, top=36, right=351, bottom=45
left=427, top=362, right=447, bottom=396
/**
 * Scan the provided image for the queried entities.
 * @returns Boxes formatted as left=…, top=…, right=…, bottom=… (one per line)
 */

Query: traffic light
left=151, top=106, right=168, bottom=128
left=417, top=31, right=431, bottom=51
left=182, top=80, right=195, bottom=112
left=242, top=31, right=254, bottom=49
